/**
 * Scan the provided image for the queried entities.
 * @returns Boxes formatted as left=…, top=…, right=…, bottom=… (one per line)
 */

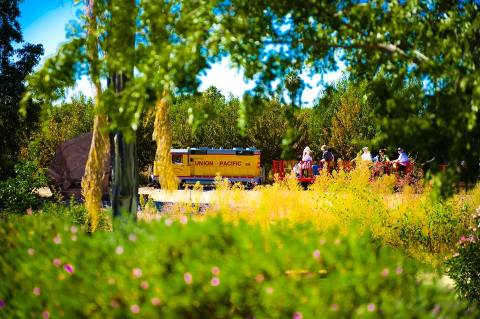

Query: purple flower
left=313, top=249, right=321, bottom=260
left=432, top=304, right=441, bottom=315
left=64, top=264, right=74, bottom=274
left=293, top=311, right=303, bottom=319
left=184, top=272, right=193, bottom=285
left=0, top=299, right=5, bottom=308
left=42, top=310, right=50, bottom=319
left=211, top=277, right=220, bottom=287
left=367, top=303, right=376, bottom=312
left=330, top=303, right=339, bottom=311
left=395, top=267, right=403, bottom=275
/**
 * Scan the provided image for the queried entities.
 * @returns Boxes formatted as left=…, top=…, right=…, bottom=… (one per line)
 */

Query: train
left=151, top=148, right=428, bottom=189
left=152, top=148, right=264, bottom=187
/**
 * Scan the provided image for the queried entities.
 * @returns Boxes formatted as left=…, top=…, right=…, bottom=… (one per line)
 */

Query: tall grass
left=195, top=167, right=480, bottom=264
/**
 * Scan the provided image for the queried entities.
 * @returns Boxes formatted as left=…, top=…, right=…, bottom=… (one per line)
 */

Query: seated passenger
left=320, top=145, right=334, bottom=173
left=302, top=146, right=313, bottom=162
left=392, top=147, right=410, bottom=173
left=361, top=147, right=372, bottom=161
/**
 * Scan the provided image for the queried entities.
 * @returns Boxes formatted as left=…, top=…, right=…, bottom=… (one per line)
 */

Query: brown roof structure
left=47, top=132, right=110, bottom=200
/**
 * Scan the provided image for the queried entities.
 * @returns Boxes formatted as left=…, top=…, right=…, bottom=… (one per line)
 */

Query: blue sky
left=18, top=0, right=344, bottom=106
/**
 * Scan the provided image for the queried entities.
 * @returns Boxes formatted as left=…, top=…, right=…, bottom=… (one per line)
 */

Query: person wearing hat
left=361, top=147, right=372, bottom=161
left=302, top=146, right=312, bottom=162
left=320, top=145, right=334, bottom=173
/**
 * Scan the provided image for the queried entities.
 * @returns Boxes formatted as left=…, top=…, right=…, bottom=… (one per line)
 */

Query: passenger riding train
left=152, top=148, right=263, bottom=187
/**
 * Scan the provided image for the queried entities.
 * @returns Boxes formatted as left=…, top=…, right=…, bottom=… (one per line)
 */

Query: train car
left=152, top=148, right=263, bottom=187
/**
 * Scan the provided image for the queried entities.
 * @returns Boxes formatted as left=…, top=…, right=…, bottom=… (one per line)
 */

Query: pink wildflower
left=27, top=248, right=35, bottom=256
left=42, top=310, right=50, bottom=319
left=211, top=277, right=220, bottom=287
left=26, top=208, right=33, bottom=215
left=132, top=268, right=142, bottom=278
left=313, top=249, right=321, bottom=260
left=70, top=226, right=78, bottom=234
left=396, top=267, right=403, bottom=275
left=130, top=304, right=140, bottom=314
left=367, top=303, right=376, bottom=312
left=53, top=234, right=61, bottom=245
left=115, top=246, right=124, bottom=255
left=432, top=304, right=441, bottom=315
left=110, top=299, right=120, bottom=308
left=140, top=281, right=149, bottom=290
left=211, top=266, right=220, bottom=276
left=165, top=218, right=173, bottom=226
left=184, top=272, right=193, bottom=285
left=180, top=216, right=188, bottom=224
left=33, top=287, right=41, bottom=296
left=53, top=258, right=62, bottom=267
left=293, top=311, right=303, bottom=319
left=151, top=297, right=161, bottom=306
left=266, top=287, right=274, bottom=294
left=331, top=303, right=339, bottom=311
left=64, top=264, right=74, bottom=274
left=128, top=233, right=137, bottom=242
left=255, top=274, right=264, bottom=283
left=381, top=268, right=389, bottom=277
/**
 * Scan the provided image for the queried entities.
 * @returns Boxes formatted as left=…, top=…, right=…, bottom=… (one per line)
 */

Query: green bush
left=447, top=208, right=480, bottom=305
left=0, top=209, right=477, bottom=318
left=0, top=159, right=47, bottom=214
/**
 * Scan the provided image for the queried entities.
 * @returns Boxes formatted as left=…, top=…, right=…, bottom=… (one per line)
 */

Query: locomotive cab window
left=172, top=154, right=183, bottom=164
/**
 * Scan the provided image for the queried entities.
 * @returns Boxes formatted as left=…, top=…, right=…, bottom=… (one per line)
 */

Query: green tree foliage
left=30, top=94, right=94, bottom=169
left=0, top=0, right=43, bottom=179
left=237, top=0, right=480, bottom=186
left=310, top=80, right=376, bottom=159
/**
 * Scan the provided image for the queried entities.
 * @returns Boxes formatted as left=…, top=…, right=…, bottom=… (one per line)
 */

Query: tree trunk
left=110, top=73, right=138, bottom=219
left=108, top=0, right=138, bottom=220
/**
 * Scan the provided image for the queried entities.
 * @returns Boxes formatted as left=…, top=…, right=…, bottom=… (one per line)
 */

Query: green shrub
left=0, top=159, right=47, bottom=214
left=447, top=208, right=480, bottom=305
left=0, top=209, right=477, bottom=318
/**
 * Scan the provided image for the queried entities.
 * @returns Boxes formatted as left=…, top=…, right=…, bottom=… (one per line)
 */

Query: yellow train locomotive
left=152, top=148, right=263, bottom=187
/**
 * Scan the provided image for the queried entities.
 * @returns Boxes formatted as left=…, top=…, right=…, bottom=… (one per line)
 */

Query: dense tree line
left=32, top=83, right=378, bottom=172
